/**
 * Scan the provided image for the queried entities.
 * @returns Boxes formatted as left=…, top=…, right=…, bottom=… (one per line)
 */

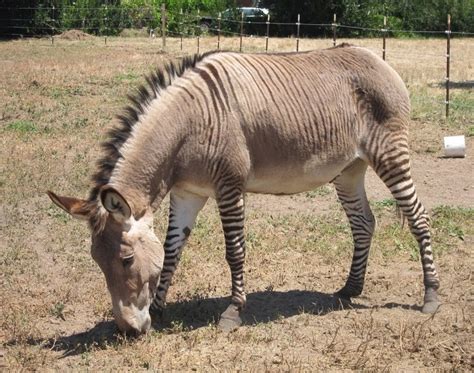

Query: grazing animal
left=48, top=44, right=440, bottom=334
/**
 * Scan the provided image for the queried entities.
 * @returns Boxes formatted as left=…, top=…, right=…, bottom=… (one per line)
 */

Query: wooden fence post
left=296, top=14, right=301, bottom=52
left=217, top=12, right=221, bottom=50
left=239, top=11, right=244, bottom=52
left=265, top=13, right=270, bottom=52
left=161, top=3, right=166, bottom=50
left=382, top=16, right=387, bottom=60
left=445, top=14, right=451, bottom=118
left=332, top=13, right=337, bottom=47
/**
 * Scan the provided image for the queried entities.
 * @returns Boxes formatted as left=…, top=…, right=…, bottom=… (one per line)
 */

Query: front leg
left=150, top=189, right=207, bottom=317
left=217, top=188, right=246, bottom=331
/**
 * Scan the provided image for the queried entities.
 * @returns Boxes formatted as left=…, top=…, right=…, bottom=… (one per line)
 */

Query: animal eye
left=122, top=254, right=134, bottom=267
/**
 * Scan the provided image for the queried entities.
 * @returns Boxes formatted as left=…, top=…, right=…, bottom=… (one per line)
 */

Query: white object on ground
left=443, top=135, right=466, bottom=158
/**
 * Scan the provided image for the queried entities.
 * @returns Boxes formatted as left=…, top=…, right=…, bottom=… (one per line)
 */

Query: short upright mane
left=87, top=51, right=217, bottom=232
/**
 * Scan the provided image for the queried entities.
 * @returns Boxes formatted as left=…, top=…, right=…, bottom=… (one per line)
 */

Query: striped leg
left=334, top=159, right=376, bottom=299
left=368, top=123, right=440, bottom=313
left=150, top=189, right=207, bottom=317
left=217, top=186, right=246, bottom=331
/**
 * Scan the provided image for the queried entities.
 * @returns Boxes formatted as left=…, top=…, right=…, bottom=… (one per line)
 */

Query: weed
left=373, top=198, right=397, bottom=209
left=115, top=71, right=140, bottom=83
left=50, top=302, right=66, bottom=320
left=305, top=186, right=332, bottom=198
left=467, top=125, right=474, bottom=137
left=46, top=207, right=70, bottom=224
left=5, top=120, right=37, bottom=133
left=431, top=206, right=473, bottom=254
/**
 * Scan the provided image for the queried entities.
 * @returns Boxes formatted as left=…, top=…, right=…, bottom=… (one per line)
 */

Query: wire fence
left=2, top=6, right=473, bottom=118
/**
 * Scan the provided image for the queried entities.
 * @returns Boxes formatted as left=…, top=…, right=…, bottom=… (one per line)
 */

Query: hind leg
left=334, top=159, right=376, bottom=299
left=367, top=121, right=440, bottom=313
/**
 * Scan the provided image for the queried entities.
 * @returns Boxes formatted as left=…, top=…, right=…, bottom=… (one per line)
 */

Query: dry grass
left=0, top=36, right=473, bottom=370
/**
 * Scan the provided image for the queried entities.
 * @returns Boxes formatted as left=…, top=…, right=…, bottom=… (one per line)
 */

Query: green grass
left=6, top=120, right=37, bottom=133
left=410, top=89, right=473, bottom=136
left=431, top=206, right=474, bottom=251
left=183, top=204, right=472, bottom=263
left=305, top=186, right=333, bottom=198
left=466, top=125, right=474, bottom=137
left=115, top=71, right=141, bottom=83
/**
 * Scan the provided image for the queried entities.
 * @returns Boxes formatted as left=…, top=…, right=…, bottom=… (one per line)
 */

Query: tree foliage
left=0, top=0, right=472, bottom=37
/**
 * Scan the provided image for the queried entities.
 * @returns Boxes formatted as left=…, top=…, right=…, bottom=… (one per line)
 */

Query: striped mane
left=87, top=52, right=215, bottom=233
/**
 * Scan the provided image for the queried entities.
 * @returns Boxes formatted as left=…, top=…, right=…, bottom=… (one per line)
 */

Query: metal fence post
left=104, top=4, right=108, bottom=45
left=445, top=14, right=451, bottom=118
left=217, top=12, right=221, bottom=50
left=51, top=5, right=55, bottom=45
left=382, top=16, right=387, bottom=60
left=197, top=9, right=200, bottom=54
left=296, top=14, right=301, bottom=52
left=161, top=3, right=166, bottom=50
left=240, top=11, right=244, bottom=52
left=180, top=8, right=183, bottom=51
left=265, top=13, right=270, bottom=53
left=332, top=13, right=337, bottom=47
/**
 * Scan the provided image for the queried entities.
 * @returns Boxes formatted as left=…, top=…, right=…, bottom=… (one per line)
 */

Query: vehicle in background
left=199, top=7, right=269, bottom=34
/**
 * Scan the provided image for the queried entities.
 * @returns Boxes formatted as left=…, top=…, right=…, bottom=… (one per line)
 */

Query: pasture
left=1, top=35, right=473, bottom=370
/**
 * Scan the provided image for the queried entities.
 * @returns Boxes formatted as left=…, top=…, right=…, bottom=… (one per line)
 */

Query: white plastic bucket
left=443, top=135, right=466, bottom=158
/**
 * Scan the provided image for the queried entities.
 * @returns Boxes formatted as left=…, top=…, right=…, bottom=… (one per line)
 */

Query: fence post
left=51, top=5, right=55, bottom=45
left=197, top=9, right=200, bottom=54
left=265, top=13, right=270, bottom=53
left=382, top=16, right=387, bottom=60
left=332, top=13, right=337, bottom=47
left=217, top=12, right=221, bottom=50
left=239, top=11, right=244, bottom=52
left=296, top=14, right=301, bottom=52
left=180, top=8, right=183, bottom=51
left=161, top=3, right=166, bottom=51
left=104, top=4, right=108, bottom=45
left=445, top=14, right=451, bottom=118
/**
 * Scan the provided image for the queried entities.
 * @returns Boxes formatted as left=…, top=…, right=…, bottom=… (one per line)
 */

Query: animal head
left=47, top=187, right=163, bottom=335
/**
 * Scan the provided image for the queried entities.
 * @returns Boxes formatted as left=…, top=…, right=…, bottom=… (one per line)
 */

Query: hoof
left=149, top=306, right=164, bottom=321
left=335, top=285, right=362, bottom=300
left=333, top=293, right=353, bottom=310
left=218, top=304, right=242, bottom=332
left=422, top=287, right=440, bottom=314
left=422, top=301, right=440, bottom=314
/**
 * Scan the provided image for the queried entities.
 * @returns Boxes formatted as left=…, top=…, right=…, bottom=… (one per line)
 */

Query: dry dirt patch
left=57, top=29, right=95, bottom=40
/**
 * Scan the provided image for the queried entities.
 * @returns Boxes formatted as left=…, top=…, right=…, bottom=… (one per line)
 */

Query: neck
left=109, top=99, right=187, bottom=212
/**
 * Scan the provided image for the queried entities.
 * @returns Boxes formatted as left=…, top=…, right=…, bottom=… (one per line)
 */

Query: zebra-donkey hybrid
left=48, top=44, right=440, bottom=335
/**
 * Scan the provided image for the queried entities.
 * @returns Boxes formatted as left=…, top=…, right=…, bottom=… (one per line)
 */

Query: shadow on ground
left=5, top=290, right=422, bottom=358
left=5, top=321, right=119, bottom=358
left=159, top=289, right=362, bottom=330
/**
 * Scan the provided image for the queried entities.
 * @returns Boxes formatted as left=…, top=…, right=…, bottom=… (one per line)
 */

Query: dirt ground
left=0, top=36, right=473, bottom=371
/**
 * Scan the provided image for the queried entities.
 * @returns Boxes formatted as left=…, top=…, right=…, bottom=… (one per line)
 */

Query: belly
left=245, top=158, right=354, bottom=195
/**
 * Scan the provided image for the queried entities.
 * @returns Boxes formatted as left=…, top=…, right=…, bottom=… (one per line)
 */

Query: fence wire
left=2, top=7, right=473, bottom=119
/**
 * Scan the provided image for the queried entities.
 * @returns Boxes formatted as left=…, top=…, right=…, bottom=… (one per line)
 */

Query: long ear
left=99, top=186, right=132, bottom=224
left=47, top=191, right=91, bottom=220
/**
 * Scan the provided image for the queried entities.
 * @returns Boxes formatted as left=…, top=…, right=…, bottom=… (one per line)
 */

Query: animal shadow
left=7, top=291, right=420, bottom=358
left=157, top=289, right=365, bottom=330
left=6, top=321, right=119, bottom=358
